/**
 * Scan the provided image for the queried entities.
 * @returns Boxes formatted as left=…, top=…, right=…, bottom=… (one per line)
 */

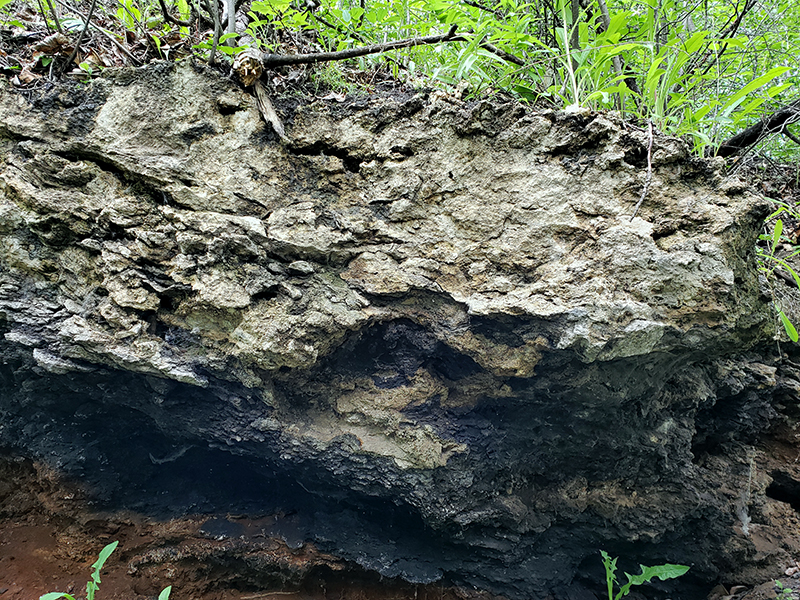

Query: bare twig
left=697, top=0, right=756, bottom=78
left=59, top=0, right=97, bottom=75
left=95, top=26, right=140, bottom=65
left=157, top=0, right=195, bottom=27
left=207, top=0, right=222, bottom=65
left=462, top=0, right=504, bottom=18
left=35, top=0, right=52, bottom=33
left=260, top=25, right=459, bottom=68
left=595, top=0, right=639, bottom=95
left=43, top=0, right=62, bottom=33
left=782, top=124, right=800, bottom=147
left=52, top=0, right=140, bottom=65
left=631, top=120, right=654, bottom=221
left=595, top=0, right=619, bottom=73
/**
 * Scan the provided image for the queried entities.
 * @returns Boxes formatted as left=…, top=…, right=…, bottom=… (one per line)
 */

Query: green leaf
left=88, top=540, right=118, bottom=599
left=512, top=83, right=537, bottom=102
left=779, top=310, right=799, bottom=342
left=158, top=586, right=172, bottom=600
left=616, top=563, right=690, bottom=599
left=40, top=594, right=76, bottom=600
left=61, top=16, right=87, bottom=31
left=600, top=550, right=618, bottom=600
left=721, top=66, right=791, bottom=114
left=767, top=205, right=788, bottom=220
left=774, top=219, right=784, bottom=250
left=95, top=541, right=119, bottom=568
left=778, top=259, right=800, bottom=288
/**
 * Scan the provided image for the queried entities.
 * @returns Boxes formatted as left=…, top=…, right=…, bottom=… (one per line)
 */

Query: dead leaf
left=18, top=5, right=37, bottom=20
left=32, top=32, right=70, bottom=54
left=17, top=68, right=39, bottom=84
left=728, top=586, right=747, bottom=595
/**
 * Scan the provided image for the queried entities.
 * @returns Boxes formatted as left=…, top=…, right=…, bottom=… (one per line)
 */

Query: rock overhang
left=0, top=61, right=785, bottom=599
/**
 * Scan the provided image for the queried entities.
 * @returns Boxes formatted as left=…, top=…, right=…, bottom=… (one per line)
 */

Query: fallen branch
left=254, top=80, right=289, bottom=143
left=781, top=123, right=800, bottom=146
left=59, top=0, right=98, bottom=75
left=260, top=25, right=459, bottom=68
left=717, top=98, right=800, bottom=157
left=481, top=40, right=525, bottom=66
left=257, top=25, right=526, bottom=71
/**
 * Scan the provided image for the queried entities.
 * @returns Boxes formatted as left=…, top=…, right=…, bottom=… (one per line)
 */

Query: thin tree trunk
left=595, top=0, right=640, bottom=95
left=226, top=0, right=236, bottom=44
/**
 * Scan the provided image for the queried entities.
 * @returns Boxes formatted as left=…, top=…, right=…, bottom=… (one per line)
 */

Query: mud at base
left=4, top=427, right=800, bottom=600
left=0, top=454, right=493, bottom=600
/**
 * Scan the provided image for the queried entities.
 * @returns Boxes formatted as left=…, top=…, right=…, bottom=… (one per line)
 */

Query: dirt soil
left=717, top=421, right=800, bottom=600
left=3, top=429, right=800, bottom=600
left=0, top=454, right=491, bottom=600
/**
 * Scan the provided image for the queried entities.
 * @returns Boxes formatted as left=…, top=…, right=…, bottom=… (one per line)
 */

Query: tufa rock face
left=0, top=62, right=788, bottom=598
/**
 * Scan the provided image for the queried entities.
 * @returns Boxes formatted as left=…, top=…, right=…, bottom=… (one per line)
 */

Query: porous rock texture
left=0, top=61, right=797, bottom=599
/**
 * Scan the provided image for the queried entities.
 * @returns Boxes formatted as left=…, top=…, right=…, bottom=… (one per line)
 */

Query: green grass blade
left=722, top=66, right=791, bottom=114
left=774, top=257, right=800, bottom=288
left=773, top=219, right=784, bottom=251
left=779, top=310, right=799, bottom=342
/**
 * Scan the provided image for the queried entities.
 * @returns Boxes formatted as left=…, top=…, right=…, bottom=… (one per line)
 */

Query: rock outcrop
left=1, top=61, right=797, bottom=599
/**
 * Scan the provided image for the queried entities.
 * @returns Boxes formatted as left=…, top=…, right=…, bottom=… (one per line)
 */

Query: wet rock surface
left=1, top=61, right=799, bottom=599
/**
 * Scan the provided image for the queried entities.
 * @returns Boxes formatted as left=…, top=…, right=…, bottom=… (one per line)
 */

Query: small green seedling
left=40, top=540, right=118, bottom=600
left=600, top=550, right=690, bottom=600
left=78, top=62, right=94, bottom=78
left=775, top=580, right=795, bottom=600
left=39, top=540, right=171, bottom=600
